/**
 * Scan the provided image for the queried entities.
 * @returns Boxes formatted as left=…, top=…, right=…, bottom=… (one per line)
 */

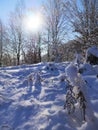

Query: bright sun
left=23, top=12, right=44, bottom=33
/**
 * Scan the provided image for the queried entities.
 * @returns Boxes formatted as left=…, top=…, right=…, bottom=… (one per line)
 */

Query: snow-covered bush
left=64, top=63, right=95, bottom=122
left=32, top=72, right=42, bottom=95
left=86, top=46, right=98, bottom=65
left=73, top=86, right=86, bottom=121
left=64, top=88, right=76, bottom=114
left=65, top=63, right=79, bottom=87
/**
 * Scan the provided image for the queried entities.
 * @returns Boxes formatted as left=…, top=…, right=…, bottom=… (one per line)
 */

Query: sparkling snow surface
left=0, top=62, right=98, bottom=130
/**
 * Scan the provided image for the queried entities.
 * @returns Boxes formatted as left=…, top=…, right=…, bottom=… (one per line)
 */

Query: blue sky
left=0, top=0, right=44, bottom=23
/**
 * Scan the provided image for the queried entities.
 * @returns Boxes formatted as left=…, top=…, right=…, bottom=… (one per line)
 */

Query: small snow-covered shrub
left=73, top=86, right=86, bottom=121
left=64, top=88, right=76, bottom=114
left=86, top=46, right=98, bottom=65
left=64, top=62, right=95, bottom=122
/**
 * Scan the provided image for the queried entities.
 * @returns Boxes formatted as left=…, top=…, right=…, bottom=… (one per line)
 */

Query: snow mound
left=87, top=46, right=98, bottom=57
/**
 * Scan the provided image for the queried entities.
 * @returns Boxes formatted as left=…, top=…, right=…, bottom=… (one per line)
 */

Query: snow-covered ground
left=0, top=62, right=98, bottom=130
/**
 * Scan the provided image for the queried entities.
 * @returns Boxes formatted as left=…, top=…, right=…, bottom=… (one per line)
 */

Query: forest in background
left=0, top=0, right=98, bottom=66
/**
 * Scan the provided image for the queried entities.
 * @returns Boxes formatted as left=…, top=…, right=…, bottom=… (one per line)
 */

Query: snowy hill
left=0, top=62, right=98, bottom=130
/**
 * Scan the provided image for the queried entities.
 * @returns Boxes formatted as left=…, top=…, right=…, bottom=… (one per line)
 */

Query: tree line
left=0, top=0, right=98, bottom=66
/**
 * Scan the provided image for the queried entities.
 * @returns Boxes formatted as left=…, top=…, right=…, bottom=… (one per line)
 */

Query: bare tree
left=37, top=33, right=42, bottom=62
left=0, top=19, right=8, bottom=66
left=64, top=0, right=98, bottom=47
left=44, top=0, right=67, bottom=62
left=8, top=0, right=25, bottom=65
left=24, top=34, right=38, bottom=64
left=0, top=19, right=3, bottom=66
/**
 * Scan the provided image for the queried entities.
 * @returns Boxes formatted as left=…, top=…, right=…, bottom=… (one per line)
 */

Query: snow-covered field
left=0, top=62, right=98, bottom=130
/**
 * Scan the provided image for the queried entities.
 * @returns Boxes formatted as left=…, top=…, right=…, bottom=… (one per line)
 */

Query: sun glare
left=23, top=12, right=44, bottom=33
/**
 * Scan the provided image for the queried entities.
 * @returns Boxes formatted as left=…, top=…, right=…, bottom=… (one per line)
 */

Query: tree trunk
left=38, top=34, right=41, bottom=62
